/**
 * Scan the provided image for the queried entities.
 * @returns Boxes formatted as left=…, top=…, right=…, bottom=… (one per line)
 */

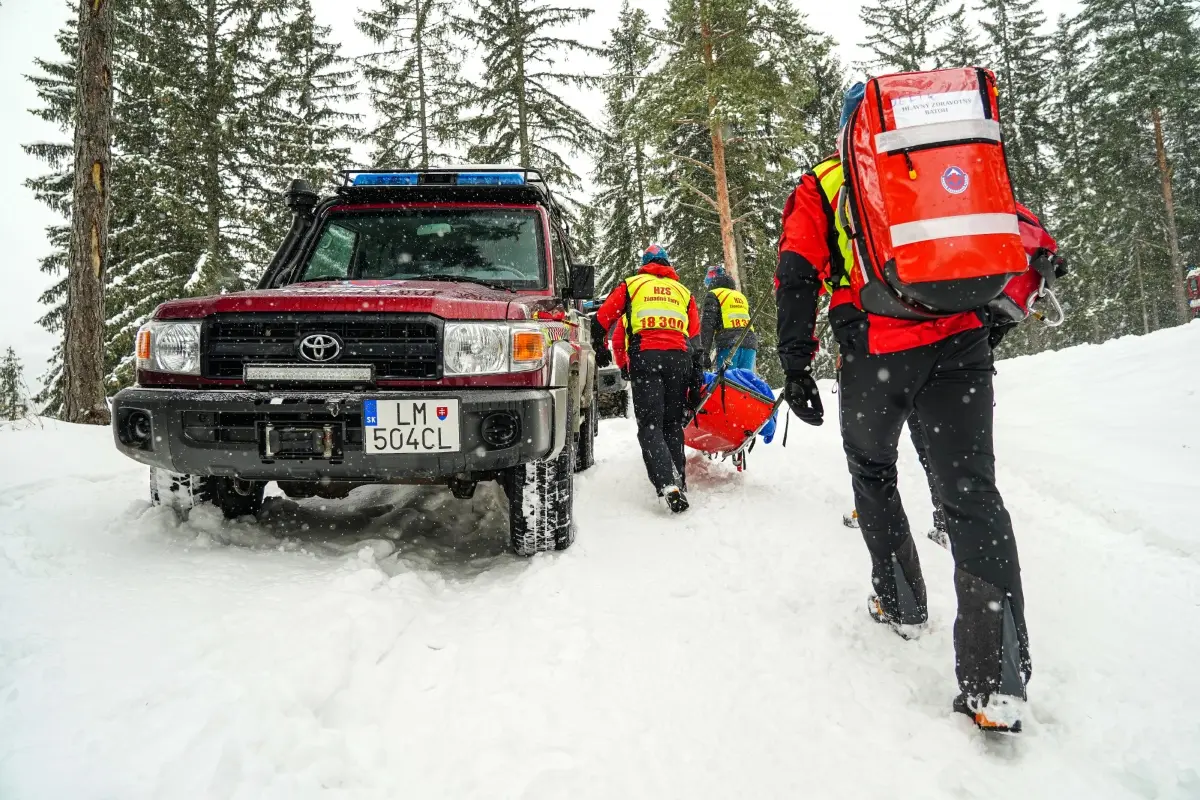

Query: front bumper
left=112, top=387, right=566, bottom=482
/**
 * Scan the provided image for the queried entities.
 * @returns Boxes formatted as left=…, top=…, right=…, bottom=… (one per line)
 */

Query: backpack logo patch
left=941, top=166, right=969, bottom=195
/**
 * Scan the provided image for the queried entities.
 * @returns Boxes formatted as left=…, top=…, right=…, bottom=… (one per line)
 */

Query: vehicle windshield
left=297, top=208, right=545, bottom=289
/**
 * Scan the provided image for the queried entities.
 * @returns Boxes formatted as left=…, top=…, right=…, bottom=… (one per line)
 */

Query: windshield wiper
left=409, top=275, right=517, bottom=294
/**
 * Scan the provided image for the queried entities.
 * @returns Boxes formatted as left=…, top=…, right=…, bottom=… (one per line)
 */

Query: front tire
left=149, top=468, right=266, bottom=519
left=574, top=402, right=597, bottom=473
left=502, top=406, right=577, bottom=556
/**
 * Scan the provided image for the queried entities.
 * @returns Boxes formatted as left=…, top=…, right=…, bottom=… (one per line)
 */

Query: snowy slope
left=2, top=324, right=1199, bottom=799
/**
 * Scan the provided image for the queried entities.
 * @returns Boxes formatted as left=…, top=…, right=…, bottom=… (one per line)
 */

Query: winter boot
left=868, top=593, right=927, bottom=639
left=927, top=504, right=950, bottom=548
left=953, top=693, right=1024, bottom=734
left=866, top=538, right=928, bottom=638
left=953, top=568, right=1030, bottom=732
left=661, top=485, right=689, bottom=514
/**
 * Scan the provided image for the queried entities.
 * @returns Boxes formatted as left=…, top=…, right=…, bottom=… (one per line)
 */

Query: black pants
left=839, top=328, right=1029, bottom=698
left=908, top=413, right=946, bottom=533
left=630, top=349, right=690, bottom=493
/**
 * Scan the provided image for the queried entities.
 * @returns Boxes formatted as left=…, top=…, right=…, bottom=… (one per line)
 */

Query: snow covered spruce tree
left=357, top=0, right=465, bottom=169
left=1077, top=0, right=1200, bottom=328
left=0, top=348, right=30, bottom=422
left=650, top=0, right=821, bottom=290
left=650, top=0, right=831, bottom=383
left=859, top=0, right=962, bottom=71
left=256, top=0, right=358, bottom=232
left=458, top=0, right=599, bottom=192
left=589, top=2, right=656, bottom=295
left=941, top=6, right=983, bottom=67
left=977, top=0, right=1052, bottom=213
left=27, top=0, right=358, bottom=405
left=24, top=9, right=79, bottom=412
left=156, top=0, right=295, bottom=294
left=1001, top=15, right=1106, bottom=354
left=797, top=38, right=848, bottom=160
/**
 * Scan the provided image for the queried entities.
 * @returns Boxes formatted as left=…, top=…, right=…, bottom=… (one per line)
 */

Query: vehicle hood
left=154, top=280, right=542, bottom=321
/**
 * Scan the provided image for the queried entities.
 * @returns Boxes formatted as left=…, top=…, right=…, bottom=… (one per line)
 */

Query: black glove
left=595, top=346, right=613, bottom=369
left=1052, top=252, right=1069, bottom=280
left=620, top=366, right=629, bottom=381
left=1031, top=249, right=1069, bottom=286
left=784, top=370, right=824, bottom=426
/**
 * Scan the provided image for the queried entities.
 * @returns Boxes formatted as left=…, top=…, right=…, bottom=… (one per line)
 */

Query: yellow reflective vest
left=711, top=287, right=753, bottom=330
left=625, top=274, right=692, bottom=337
left=813, top=155, right=855, bottom=294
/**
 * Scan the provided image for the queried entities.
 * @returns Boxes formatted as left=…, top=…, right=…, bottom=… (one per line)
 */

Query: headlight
left=136, top=320, right=202, bottom=375
left=443, top=323, right=547, bottom=376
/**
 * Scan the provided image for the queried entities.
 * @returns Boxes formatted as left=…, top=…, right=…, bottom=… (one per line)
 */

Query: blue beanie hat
left=641, top=244, right=671, bottom=267
left=839, top=82, right=866, bottom=130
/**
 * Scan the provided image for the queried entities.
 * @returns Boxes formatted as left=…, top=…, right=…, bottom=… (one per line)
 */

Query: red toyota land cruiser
left=112, top=167, right=599, bottom=556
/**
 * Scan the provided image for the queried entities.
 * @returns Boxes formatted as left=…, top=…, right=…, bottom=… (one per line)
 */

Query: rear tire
left=149, top=468, right=265, bottom=520
left=502, top=405, right=577, bottom=556
left=597, top=389, right=629, bottom=420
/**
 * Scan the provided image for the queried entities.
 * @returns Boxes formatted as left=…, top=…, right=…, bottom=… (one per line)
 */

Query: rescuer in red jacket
left=594, top=245, right=703, bottom=513
left=775, top=85, right=1030, bottom=733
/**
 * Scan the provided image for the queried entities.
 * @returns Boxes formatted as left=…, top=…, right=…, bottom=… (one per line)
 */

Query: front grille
left=204, top=313, right=441, bottom=381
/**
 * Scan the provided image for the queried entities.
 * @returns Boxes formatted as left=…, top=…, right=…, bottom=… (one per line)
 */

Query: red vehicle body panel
left=156, top=281, right=534, bottom=321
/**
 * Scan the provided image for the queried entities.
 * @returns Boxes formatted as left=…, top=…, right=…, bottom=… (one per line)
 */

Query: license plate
left=363, top=399, right=461, bottom=454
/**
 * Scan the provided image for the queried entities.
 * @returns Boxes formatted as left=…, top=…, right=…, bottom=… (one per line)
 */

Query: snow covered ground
left=2, top=324, right=1199, bottom=799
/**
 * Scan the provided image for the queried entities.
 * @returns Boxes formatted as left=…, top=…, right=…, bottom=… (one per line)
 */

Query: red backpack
left=840, top=68, right=1029, bottom=319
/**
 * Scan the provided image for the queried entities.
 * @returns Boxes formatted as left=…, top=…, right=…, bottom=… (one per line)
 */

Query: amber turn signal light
left=511, top=331, right=545, bottom=363
left=136, top=329, right=152, bottom=361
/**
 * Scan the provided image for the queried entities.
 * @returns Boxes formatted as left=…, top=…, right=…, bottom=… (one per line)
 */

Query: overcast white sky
left=0, top=0, right=1075, bottom=385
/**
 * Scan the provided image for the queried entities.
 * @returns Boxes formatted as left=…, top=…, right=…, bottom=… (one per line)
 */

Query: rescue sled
left=684, top=368, right=782, bottom=472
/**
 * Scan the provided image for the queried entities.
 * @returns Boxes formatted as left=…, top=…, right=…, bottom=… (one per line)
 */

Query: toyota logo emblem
left=297, top=333, right=343, bottom=363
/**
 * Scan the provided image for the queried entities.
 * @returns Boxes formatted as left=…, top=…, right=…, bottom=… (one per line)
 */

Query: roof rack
left=338, top=165, right=544, bottom=188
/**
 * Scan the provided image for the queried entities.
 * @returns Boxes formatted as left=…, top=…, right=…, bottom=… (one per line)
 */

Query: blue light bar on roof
left=456, top=172, right=525, bottom=186
left=353, top=173, right=419, bottom=187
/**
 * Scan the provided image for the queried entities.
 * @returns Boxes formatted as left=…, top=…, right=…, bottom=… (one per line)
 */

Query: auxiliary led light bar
left=245, top=365, right=374, bottom=383
left=456, top=172, right=525, bottom=186
left=349, top=171, right=527, bottom=188
left=352, top=173, right=419, bottom=187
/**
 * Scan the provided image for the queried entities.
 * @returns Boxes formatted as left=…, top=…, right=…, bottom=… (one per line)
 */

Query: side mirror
left=569, top=263, right=596, bottom=300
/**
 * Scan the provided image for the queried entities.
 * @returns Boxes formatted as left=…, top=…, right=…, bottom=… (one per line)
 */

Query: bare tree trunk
left=512, top=0, right=530, bottom=167
left=699, top=11, right=739, bottom=287
left=415, top=0, right=430, bottom=169
left=633, top=140, right=650, bottom=249
left=1150, top=106, right=1189, bottom=323
left=63, top=0, right=113, bottom=425
left=202, top=0, right=222, bottom=290
left=1134, top=245, right=1150, bottom=335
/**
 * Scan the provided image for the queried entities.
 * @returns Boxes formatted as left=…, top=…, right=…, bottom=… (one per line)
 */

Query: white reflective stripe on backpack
left=874, top=120, right=1002, bottom=154
left=890, top=213, right=1019, bottom=247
